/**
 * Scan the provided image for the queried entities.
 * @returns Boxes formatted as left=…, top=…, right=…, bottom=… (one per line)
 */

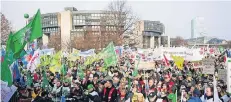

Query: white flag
left=27, top=49, right=40, bottom=72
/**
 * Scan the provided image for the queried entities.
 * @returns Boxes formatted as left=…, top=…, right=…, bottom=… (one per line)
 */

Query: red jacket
left=167, top=81, right=174, bottom=93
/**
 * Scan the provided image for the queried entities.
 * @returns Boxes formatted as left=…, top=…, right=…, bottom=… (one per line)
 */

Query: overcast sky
left=1, top=0, right=231, bottom=40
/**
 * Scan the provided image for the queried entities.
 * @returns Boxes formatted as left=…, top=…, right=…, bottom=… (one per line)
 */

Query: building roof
left=72, top=10, right=106, bottom=14
left=207, top=38, right=226, bottom=44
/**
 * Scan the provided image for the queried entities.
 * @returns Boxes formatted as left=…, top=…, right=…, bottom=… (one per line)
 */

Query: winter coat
left=88, top=91, right=101, bottom=102
left=51, top=85, right=62, bottom=102
left=188, top=96, right=202, bottom=102
left=62, top=86, right=70, bottom=96
left=102, top=87, right=118, bottom=102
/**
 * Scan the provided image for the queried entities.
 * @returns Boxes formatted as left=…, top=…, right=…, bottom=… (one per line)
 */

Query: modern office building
left=131, top=20, right=169, bottom=48
left=39, top=7, right=124, bottom=51
left=191, top=17, right=206, bottom=38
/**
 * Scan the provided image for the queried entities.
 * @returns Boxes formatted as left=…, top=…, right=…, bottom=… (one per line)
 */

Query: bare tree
left=1, top=13, right=12, bottom=45
left=171, top=36, right=188, bottom=47
left=102, top=0, right=138, bottom=46
left=123, top=29, right=141, bottom=47
left=48, top=33, right=61, bottom=51
left=62, top=38, right=73, bottom=52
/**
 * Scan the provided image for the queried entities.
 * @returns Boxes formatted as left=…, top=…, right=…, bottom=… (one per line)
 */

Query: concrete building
left=39, top=7, right=124, bottom=51
left=132, top=20, right=169, bottom=48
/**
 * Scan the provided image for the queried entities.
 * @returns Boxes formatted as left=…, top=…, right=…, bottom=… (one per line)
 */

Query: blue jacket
left=188, top=96, right=202, bottom=102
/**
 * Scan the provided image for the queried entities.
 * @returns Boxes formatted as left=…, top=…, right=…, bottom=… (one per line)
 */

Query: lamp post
left=24, top=14, right=29, bottom=25
left=24, top=14, right=29, bottom=50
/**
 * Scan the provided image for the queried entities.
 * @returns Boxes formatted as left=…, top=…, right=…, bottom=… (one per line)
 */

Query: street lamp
left=24, top=13, right=29, bottom=25
left=24, top=14, right=29, bottom=49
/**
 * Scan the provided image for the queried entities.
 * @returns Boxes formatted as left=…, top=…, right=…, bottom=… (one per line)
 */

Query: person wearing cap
left=96, top=80, right=105, bottom=97
left=32, top=83, right=41, bottom=100
left=62, top=79, right=70, bottom=97
left=183, top=73, right=196, bottom=91
left=102, top=79, right=117, bottom=102
left=87, top=84, right=101, bottom=102
left=188, top=89, right=202, bottom=102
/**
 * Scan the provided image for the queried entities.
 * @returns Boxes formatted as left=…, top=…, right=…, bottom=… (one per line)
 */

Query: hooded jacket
left=188, top=96, right=202, bottom=102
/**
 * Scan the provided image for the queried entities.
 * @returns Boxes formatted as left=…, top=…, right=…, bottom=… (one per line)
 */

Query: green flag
left=42, top=71, right=49, bottom=89
left=219, top=46, right=224, bottom=53
left=1, top=33, right=14, bottom=86
left=167, top=90, right=177, bottom=102
left=101, top=42, right=117, bottom=68
left=61, top=64, right=67, bottom=76
left=77, top=65, right=84, bottom=80
left=26, top=71, right=33, bottom=87
left=132, top=57, right=140, bottom=77
left=29, top=9, right=42, bottom=42
left=11, top=9, right=42, bottom=58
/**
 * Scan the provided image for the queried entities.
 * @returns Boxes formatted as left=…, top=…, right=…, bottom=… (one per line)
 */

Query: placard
left=202, top=58, right=215, bottom=74
left=218, top=69, right=227, bottom=82
left=136, top=60, right=155, bottom=70
left=1, top=81, right=17, bottom=102
left=202, top=65, right=215, bottom=74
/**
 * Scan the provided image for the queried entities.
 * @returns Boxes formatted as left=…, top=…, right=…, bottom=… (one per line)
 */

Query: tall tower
left=191, top=17, right=206, bottom=38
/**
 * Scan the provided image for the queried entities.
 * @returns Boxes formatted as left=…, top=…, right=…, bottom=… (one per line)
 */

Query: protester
left=5, top=46, right=231, bottom=102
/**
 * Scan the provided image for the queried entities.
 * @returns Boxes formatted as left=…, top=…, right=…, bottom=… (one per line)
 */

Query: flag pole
left=24, top=13, right=30, bottom=50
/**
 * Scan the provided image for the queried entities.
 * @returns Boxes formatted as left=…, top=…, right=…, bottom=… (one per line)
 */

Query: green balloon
left=24, top=14, right=29, bottom=18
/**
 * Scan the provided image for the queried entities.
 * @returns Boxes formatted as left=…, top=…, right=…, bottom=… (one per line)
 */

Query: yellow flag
left=49, top=51, right=62, bottom=73
left=68, top=49, right=80, bottom=61
left=171, top=55, right=184, bottom=70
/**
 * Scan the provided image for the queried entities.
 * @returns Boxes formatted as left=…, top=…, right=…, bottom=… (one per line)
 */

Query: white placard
left=1, top=81, right=17, bottom=102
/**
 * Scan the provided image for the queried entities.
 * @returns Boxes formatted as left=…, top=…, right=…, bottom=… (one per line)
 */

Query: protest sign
left=202, top=58, right=215, bottom=74
left=135, top=60, right=155, bottom=70
left=1, top=81, right=17, bottom=102
left=218, top=69, right=227, bottom=82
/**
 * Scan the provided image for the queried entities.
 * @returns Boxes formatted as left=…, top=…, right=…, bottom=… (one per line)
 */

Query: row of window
left=73, top=20, right=102, bottom=25
left=73, top=14, right=106, bottom=19
left=42, top=27, right=59, bottom=33
left=43, top=20, right=58, bottom=27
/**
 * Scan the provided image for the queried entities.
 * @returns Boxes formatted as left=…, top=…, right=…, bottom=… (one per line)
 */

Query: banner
left=153, top=47, right=204, bottom=61
left=1, top=81, right=17, bottom=102
left=78, top=49, right=95, bottom=57
left=40, top=48, right=55, bottom=55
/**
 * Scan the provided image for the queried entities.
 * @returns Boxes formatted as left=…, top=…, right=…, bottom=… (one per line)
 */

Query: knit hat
left=193, top=89, right=201, bottom=96
left=34, top=83, right=40, bottom=87
left=87, top=84, right=94, bottom=90
left=172, top=74, right=177, bottom=77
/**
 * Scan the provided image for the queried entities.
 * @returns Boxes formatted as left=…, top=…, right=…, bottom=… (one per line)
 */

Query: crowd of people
left=9, top=52, right=231, bottom=102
